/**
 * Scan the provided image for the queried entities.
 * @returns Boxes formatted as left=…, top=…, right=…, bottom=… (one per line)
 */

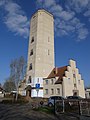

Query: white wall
left=31, top=89, right=43, bottom=97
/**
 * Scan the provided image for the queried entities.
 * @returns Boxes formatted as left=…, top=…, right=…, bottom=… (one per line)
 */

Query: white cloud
left=50, top=5, right=62, bottom=13
left=66, top=0, right=90, bottom=23
left=36, top=0, right=89, bottom=41
left=84, top=10, right=90, bottom=17
left=58, top=11, right=74, bottom=21
left=66, top=0, right=89, bottom=13
left=44, top=0, right=56, bottom=8
left=0, top=0, right=5, bottom=6
left=77, top=28, right=89, bottom=41
left=0, top=0, right=29, bottom=38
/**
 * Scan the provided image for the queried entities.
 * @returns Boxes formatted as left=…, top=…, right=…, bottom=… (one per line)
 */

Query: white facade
left=63, top=60, right=85, bottom=98
left=26, top=9, right=54, bottom=97
left=43, top=60, right=85, bottom=98
left=85, top=88, right=90, bottom=98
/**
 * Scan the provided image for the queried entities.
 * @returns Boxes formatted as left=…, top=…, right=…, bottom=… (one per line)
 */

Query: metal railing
left=54, top=99, right=90, bottom=116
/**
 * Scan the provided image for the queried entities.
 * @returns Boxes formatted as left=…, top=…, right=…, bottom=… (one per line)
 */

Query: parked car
left=66, top=96, right=83, bottom=106
left=67, top=96, right=83, bottom=100
left=48, top=96, right=65, bottom=107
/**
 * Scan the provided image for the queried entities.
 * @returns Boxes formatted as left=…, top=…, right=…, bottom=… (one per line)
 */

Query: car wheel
left=48, top=103, right=53, bottom=107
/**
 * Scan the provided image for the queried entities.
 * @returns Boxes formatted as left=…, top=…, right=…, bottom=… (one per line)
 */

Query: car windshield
left=50, top=96, right=64, bottom=100
left=67, top=96, right=82, bottom=99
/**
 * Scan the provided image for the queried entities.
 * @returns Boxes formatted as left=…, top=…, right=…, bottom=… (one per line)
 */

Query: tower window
left=30, top=49, right=33, bottom=56
left=29, top=63, right=32, bottom=70
left=33, top=15, right=36, bottom=19
left=51, top=79, right=54, bottom=84
left=28, top=76, right=31, bottom=83
left=74, top=83, right=76, bottom=87
left=48, top=37, right=50, bottom=42
left=48, top=50, right=50, bottom=55
left=73, top=74, right=76, bottom=78
left=31, top=37, right=34, bottom=43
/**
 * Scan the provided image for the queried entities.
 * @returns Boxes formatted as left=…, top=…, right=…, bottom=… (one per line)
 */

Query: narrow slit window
left=30, top=49, right=33, bottom=56
left=28, top=76, right=31, bottom=83
left=29, top=63, right=32, bottom=70
left=31, top=37, right=34, bottom=43
left=48, top=50, right=50, bottom=55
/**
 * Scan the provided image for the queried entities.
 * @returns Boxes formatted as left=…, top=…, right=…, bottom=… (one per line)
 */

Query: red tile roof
left=46, top=66, right=67, bottom=84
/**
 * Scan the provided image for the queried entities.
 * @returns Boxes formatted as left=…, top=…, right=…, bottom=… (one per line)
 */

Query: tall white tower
left=26, top=9, right=54, bottom=97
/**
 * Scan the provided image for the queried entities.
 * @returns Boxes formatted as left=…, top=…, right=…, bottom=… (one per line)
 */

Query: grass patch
left=33, top=106, right=54, bottom=114
left=1, top=99, right=28, bottom=104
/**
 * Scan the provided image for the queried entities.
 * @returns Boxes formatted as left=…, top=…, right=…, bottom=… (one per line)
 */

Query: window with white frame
left=45, top=89, right=48, bottom=95
left=73, top=74, right=76, bottom=78
left=51, top=79, right=54, bottom=84
left=78, top=80, right=80, bottom=85
left=37, top=78, right=39, bottom=83
left=57, top=88, right=60, bottom=94
left=45, top=80, right=48, bottom=85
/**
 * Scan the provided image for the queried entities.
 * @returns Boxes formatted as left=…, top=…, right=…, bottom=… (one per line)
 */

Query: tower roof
left=31, top=9, right=53, bottom=18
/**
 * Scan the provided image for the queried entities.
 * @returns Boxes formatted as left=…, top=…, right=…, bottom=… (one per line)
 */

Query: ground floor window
left=45, top=89, right=48, bottom=95
left=57, top=88, right=60, bottom=94
left=51, top=89, right=54, bottom=95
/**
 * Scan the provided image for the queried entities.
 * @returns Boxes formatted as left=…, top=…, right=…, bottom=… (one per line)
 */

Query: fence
left=80, top=100, right=90, bottom=116
left=55, top=99, right=90, bottom=116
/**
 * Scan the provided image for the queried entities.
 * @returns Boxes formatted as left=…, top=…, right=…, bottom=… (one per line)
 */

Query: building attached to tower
left=43, top=60, right=85, bottom=98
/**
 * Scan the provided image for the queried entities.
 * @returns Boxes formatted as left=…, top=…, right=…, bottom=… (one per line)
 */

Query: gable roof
left=46, top=66, right=67, bottom=84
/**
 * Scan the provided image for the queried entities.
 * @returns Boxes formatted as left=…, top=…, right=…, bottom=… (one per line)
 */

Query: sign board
left=35, top=83, right=40, bottom=89
left=35, top=83, right=40, bottom=97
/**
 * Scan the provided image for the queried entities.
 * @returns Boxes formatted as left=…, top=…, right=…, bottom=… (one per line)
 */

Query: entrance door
left=73, top=90, right=79, bottom=96
left=26, top=85, right=32, bottom=98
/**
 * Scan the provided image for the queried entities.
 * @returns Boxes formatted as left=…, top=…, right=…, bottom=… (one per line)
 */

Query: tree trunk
left=15, top=86, right=18, bottom=101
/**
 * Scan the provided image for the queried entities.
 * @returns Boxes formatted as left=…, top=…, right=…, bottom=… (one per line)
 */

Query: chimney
left=55, top=67, right=58, bottom=75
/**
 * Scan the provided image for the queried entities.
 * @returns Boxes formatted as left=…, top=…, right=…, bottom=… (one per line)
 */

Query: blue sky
left=0, top=0, right=90, bottom=87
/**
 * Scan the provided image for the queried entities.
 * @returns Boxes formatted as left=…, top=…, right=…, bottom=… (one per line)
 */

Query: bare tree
left=10, top=56, right=26, bottom=100
left=3, top=77, right=16, bottom=92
